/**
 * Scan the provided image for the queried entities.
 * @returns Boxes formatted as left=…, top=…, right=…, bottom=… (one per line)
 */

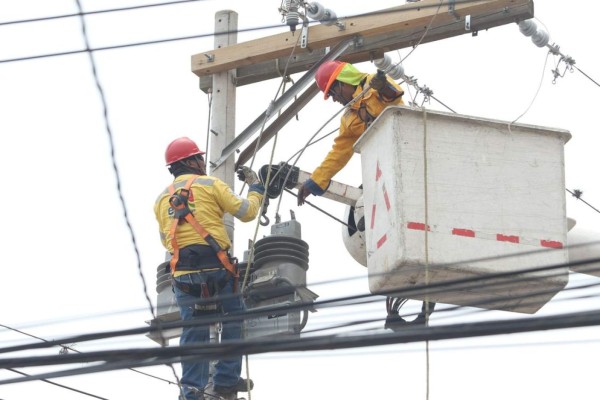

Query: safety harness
left=167, top=175, right=239, bottom=291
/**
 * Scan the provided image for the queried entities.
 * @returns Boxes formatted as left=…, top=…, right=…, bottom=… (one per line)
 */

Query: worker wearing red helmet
left=297, top=60, right=405, bottom=205
left=154, top=136, right=262, bottom=400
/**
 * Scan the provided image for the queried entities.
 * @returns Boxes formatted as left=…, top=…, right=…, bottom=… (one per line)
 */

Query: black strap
left=172, top=273, right=231, bottom=298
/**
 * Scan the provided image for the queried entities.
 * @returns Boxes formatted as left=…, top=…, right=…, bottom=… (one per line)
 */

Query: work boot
left=234, top=378, right=254, bottom=392
left=203, top=382, right=236, bottom=400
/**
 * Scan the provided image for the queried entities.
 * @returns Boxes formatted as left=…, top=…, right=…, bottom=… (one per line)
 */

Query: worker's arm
left=310, top=113, right=365, bottom=191
left=214, top=177, right=265, bottom=222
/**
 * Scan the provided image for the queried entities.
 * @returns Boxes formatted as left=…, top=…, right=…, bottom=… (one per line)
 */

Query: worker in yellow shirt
left=297, top=61, right=405, bottom=205
left=154, top=136, right=262, bottom=400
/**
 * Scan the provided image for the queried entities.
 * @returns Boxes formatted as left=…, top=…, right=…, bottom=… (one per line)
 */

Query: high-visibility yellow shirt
left=154, top=174, right=263, bottom=253
left=310, top=74, right=404, bottom=190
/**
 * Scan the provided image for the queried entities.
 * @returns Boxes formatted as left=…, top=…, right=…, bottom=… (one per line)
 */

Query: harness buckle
left=169, top=191, right=192, bottom=219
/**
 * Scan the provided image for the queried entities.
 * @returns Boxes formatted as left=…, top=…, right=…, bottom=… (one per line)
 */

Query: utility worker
left=154, top=136, right=263, bottom=400
left=297, top=60, right=405, bottom=205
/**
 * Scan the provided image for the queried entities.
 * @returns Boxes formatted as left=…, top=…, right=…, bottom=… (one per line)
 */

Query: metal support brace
left=300, top=20, right=309, bottom=49
left=295, top=170, right=362, bottom=206
left=213, top=37, right=357, bottom=170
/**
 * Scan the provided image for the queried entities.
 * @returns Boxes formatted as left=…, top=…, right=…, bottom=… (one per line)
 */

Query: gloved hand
left=369, top=69, right=388, bottom=91
left=297, top=182, right=312, bottom=206
left=236, top=166, right=259, bottom=185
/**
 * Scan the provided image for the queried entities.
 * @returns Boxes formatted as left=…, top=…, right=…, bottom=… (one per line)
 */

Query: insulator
left=247, top=234, right=310, bottom=302
left=306, top=1, right=325, bottom=20
left=321, top=8, right=337, bottom=26
left=285, top=0, right=300, bottom=32
left=532, top=29, right=550, bottom=47
left=287, top=12, right=299, bottom=31
left=374, top=54, right=392, bottom=70
left=518, top=19, right=537, bottom=37
left=388, top=63, right=405, bottom=80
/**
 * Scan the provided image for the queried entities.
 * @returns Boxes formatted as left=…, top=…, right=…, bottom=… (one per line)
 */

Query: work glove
left=369, top=69, right=388, bottom=92
left=236, top=166, right=259, bottom=186
left=297, top=181, right=312, bottom=206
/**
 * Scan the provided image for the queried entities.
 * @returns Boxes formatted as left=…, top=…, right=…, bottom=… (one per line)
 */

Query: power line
left=567, top=188, right=600, bottom=215
left=73, top=0, right=155, bottom=322
left=0, top=323, right=176, bottom=386
left=5, top=368, right=110, bottom=400
left=72, top=0, right=183, bottom=394
left=2, top=253, right=599, bottom=357
left=0, top=0, right=210, bottom=26
left=2, top=306, right=600, bottom=386
left=574, top=65, right=600, bottom=88
left=0, top=255, right=598, bottom=387
left=0, top=0, right=518, bottom=65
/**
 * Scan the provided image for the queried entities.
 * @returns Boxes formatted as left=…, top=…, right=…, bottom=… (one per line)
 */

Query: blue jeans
left=173, top=269, right=244, bottom=400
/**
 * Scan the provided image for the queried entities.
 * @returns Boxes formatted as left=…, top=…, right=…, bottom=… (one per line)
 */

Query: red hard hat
left=165, top=137, right=205, bottom=165
left=315, top=60, right=347, bottom=99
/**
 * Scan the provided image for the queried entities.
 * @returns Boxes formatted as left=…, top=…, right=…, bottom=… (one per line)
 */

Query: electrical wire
left=236, top=22, right=305, bottom=400
left=508, top=51, right=550, bottom=132
left=6, top=368, right=110, bottom=400
left=3, top=274, right=599, bottom=368
left=3, top=252, right=600, bottom=357
left=0, top=0, right=523, bottom=65
left=73, top=0, right=182, bottom=394
left=574, top=65, right=600, bottom=88
left=0, top=323, right=176, bottom=386
left=2, top=239, right=599, bottom=342
left=567, top=188, right=600, bottom=215
left=74, top=0, right=156, bottom=337
left=0, top=0, right=211, bottom=26
left=3, top=305, right=600, bottom=386
left=1, top=270, right=599, bottom=388
left=6, top=236, right=598, bottom=339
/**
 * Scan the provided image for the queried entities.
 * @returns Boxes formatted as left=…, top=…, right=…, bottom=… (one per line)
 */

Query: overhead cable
left=3, top=307, right=600, bottom=386
left=2, top=253, right=599, bottom=357
left=0, top=0, right=210, bottom=26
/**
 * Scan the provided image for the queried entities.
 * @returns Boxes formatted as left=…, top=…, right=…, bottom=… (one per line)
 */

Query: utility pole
left=209, top=10, right=238, bottom=242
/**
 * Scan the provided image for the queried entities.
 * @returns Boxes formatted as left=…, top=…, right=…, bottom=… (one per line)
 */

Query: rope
left=238, top=27, right=304, bottom=400
left=508, top=51, right=550, bottom=134
left=422, top=108, right=431, bottom=400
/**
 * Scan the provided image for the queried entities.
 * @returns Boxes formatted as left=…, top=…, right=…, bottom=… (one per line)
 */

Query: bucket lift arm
left=260, top=162, right=362, bottom=207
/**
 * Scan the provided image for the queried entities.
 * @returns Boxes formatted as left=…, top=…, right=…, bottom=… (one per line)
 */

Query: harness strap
left=167, top=176, right=239, bottom=288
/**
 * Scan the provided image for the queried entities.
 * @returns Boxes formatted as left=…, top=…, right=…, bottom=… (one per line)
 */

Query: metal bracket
left=448, top=0, right=459, bottom=20
left=353, top=36, right=364, bottom=49
left=300, top=21, right=309, bottom=49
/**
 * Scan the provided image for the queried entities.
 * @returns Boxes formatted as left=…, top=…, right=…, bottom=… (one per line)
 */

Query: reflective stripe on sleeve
left=233, top=198, right=250, bottom=218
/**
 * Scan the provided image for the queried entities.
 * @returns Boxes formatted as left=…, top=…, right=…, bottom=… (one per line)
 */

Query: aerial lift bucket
left=353, top=106, right=571, bottom=313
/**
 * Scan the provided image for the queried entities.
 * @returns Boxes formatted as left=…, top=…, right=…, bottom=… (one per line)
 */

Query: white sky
left=1, top=1, right=600, bottom=399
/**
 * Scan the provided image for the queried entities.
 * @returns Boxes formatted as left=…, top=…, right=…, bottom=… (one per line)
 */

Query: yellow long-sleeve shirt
left=154, top=174, right=263, bottom=253
left=310, top=74, right=405, bottom=191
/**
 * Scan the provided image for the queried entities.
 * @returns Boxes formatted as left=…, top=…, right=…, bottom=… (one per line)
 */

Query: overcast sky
left=1, top=1, right=600, bottom=399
